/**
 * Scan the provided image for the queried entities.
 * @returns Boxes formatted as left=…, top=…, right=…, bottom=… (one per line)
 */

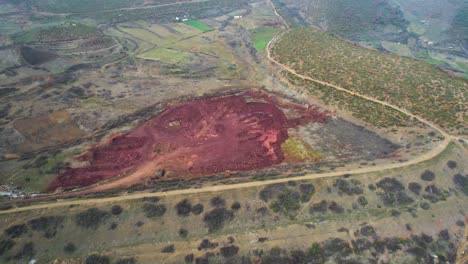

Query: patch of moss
left=281, top=137, right=322, bottom=162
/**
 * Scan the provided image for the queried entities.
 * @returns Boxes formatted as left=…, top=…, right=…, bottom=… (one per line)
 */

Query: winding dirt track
left=0, top=1, right=461, bottom=215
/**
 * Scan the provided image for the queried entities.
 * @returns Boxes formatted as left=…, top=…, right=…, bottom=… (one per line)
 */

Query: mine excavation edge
left=0, top=138, right=452, bottom=215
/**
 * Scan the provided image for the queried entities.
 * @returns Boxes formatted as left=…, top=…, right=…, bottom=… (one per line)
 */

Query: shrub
left=439, top=229, right=450, bottom=241
left=176, top=199, right=192, bottom=217
left=142, top=203, right=166, bottom=218
left=334, top=179, right=363, bottom=196
left=14, top=242, right=35, bottom=260
left=391, top=209, right=401, bottom=217
left=0, top=239, right=14, bottom=256
left=259, top=183, right=286, bottom=202
left=299, top=183, right=315, bottom=201
left=203, top=208, right=234, bottom=232
left=111, top=205, right=123, bottom=215
left=63, top=242, right=76, bottom=254
left=75, top=208, right=110, bottom=229
left=27, top=215, right=64, bottom=238
left=192, top=204, right=204, bottom=215
left=453, top=174, right=468, bottom=195
left=360, top=225, right=376, bottom=237
left=446, top=160, right=457, bottom=169
left=198, top=239, right=218, bottom=250
left=421, top=170, right=435, bottom=181
left=220, top=245, right=239, bottom=257
left=309, top=200, right=328, bottom=214
left=115, top=258, right=137, bottom=264
left=408, top=182, right=422, bottom=195
left=179, top=228, right=188, bottom=238
left=185, top=254, right=194, bottom=263
left=270, top=189, right=301, bottom=215
left=419, top=202, right=431, bottom=210
left=161, top=244, right=175, bottom=253
left=231, top=202, right=241, bottom=211
left=357, top=196, right=368, bottom=206
left=85, top=254, right=110, bottom=264
left=210, top=196, right=226, bottom=208
left=4, top=224, right=28, bottom=238
left=376, top=178, right=404, bottom=192
left=328, top=201, right=344, bottom=213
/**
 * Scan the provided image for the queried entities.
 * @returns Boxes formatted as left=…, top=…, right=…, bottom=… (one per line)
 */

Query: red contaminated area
left=48, top=93, right=328, bottom=191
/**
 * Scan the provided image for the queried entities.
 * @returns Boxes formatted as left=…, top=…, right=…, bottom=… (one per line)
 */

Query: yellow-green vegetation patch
left=251, top=27, right=280, bottom=52
left=272, top=28, right=468, bottom=134
left=183, top=20, right=214, bottom=32
left=138, top=48, right=192, bottom=64
left=13, top=23, right=100, bottom=44
left=118, top=26, right=160, bottom=45
left=281, top=137, right=322, bottom=162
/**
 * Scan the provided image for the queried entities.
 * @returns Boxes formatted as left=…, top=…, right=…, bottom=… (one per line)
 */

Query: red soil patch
left=48, top=92, right=328, bottom=192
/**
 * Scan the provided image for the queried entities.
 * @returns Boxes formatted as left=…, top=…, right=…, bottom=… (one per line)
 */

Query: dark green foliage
left=179, top=228, right=188, bottom=238
left=111, top=205, right=123, bottom=215
left=391, top=209, right=401, bottom=217
left=4, top=224, right=28, bottom=238
left=161, top=244, right=175, bottom=253
left=192, top=204, right=204, bottom=215
left=299, top=183, right=315, bottom=202
left=231, top=202, right=241, bottom=211
left=328, top=201, right=344, bottom=214
left=352, top=238, right=372, bottom=253
left=360, top=225, right=376, bottom=237
left=453, top=173, right=468, bottom=195
left=185, top=254, right=194, bottom=263
left=420, top=202, right=430, bottom=210
left=439, top=229, right=450, bottom=241
left=376, top=177, right=404, bottom=192
left=423, top=184, right=447, bottom=203
left=309, top=200, right=328, bottom=214
left=376, top=177, right=413, bottom=206
left=115, top=257, right=137, bottom=264
left=75, top=208, right=110, bottom=229
left=203, top=208, right=234, bottom=232
left=198, top=239, right=218, bottom=250
left=269, top=188, right=301, bottom=215
left=63, top=242, right=76, bottom=254
left=176, top=199, right=192, bottom=216
left=421, top=170, right=435, bottom=181
left=334, top=179, right=363, bottom=196
left=210, top=196, right=226, bottom=208
left=0, top=239, right=14, bottom=255
left=446, top=160, right=457, bottom=169
left=142, top=203, right=166, bottom=218
left=259, top=183, right=286, bottom=202
left=357, top=196, right=368, bottom=206
left=408, top=182, right=422, bottom=195
left=220, top=245, right=239, bottom=257
left=27, top=215, right=64, bottom=238
left=85, top=254, right=110, bottom=264
left=14, top=242, right=34, bottom=260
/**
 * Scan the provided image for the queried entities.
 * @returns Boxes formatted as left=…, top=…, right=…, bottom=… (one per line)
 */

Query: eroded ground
left=48, top=91, right=328, bottom=192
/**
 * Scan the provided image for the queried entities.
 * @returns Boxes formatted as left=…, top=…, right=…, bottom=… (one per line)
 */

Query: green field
left=13, top=23, right=100, bottom=43
left=183, top=20, right=213, bottom=32
left=251, top=27, right=280, bottom=51
left=138, top=48, right=192, bottom=64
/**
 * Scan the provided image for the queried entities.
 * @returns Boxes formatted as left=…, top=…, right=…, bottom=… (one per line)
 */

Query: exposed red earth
left=48, top=91, right=328, bottom=192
